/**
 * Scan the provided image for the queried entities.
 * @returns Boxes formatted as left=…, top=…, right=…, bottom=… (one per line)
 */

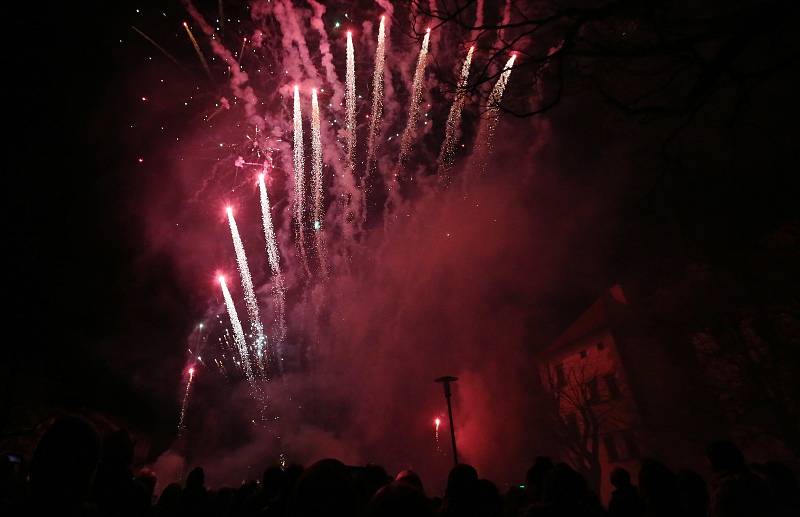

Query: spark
left=219, top=275, right=255, bottom=385
left=226, top=207, right=268, bottom=377
left=310, top=89, right=324, bottom=229
left=345, top=31, right=356, bottom=170
left=396, top=28, right=431, bottom=168
left=258, top=164, right=288, bottom=356
left=437, top=46, right=474, bottom=186
left=310, top=89, right=328, bottom=277
left=292, top=85, right=311, bottom=276
left=478, top=54, right=516, bottom=173
left=177, top=366, right=195, bottom=435
left=434, top=417, right=442, bottom=452
left=131, top=25, right=182, bottom=67
left=364, top=16, right=386, bottom=180
left=182, top=21, right=213, bottom=79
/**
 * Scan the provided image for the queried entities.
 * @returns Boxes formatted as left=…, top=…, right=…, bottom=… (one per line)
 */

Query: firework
left=310, top=89, right=329, bottom=277
left=437, top=46, right=474, bottom=185
left=310, top=89, right=324, bottom=230
left=396, top=28, right=431, bottom=168
left=292, top=85, right=311, bottom=275
left=258, top=168, right=288, bottom=353
left=226, top=207, right=268, bottom=376
left=434, top=417, right=442, bottom=452
left=219, top=275, right=256, bottom=384
left=364, top=16, right=386, bottom=181
left=182, top=21, right=212, bottom=79
left=474, top=54, right=516, bottom=177
left=177, top=366, right=195, bottom=435
left=131, top=25, right=182, bottom=67
left=345, top=31, right=356, bottom=170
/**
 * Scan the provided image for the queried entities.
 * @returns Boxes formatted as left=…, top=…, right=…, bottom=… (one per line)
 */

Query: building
left=537, top=285, right=721, bottom=502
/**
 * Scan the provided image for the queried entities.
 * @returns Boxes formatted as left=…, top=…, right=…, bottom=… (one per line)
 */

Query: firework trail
left=396, top=28, right=431, bottom=169
left=434, top=417, right=441, bottom=452
left=226, top=207, right=268, bottom=376
left=131, top=26, right=182, bottom=67
left=473, top=54, right=516, bottom=177
left=310, top=89, right=329, bottom=277
left=310, top=89, right=324, bottom=230
left=219, top=275, right=256, bottom=386
left=292, top=85, right=311, bottom=276
left=437, top=45, right=474, bottom=186
left=258, top=169, right=287, bottom=364
left=345, top=31, right=357, bottom=170
left=182, top=21, right=212, bottom=79
left=177, top=367, right=195, bottom=435
left=364, top=16, right=387, bottom=182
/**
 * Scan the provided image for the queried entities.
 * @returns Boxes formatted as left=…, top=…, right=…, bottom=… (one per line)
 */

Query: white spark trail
left=437, top=45, right=474, bottom=186
left=219, top=276, right=256, bottom=385
left=226, top=208, right=268, bottom=376
left=345, top=31, right=357, bottom=171
left=292, top=85, right=311, bottom=275
left=396, top=29, right=431, bottom=168
left=177, top=368, right=195, bottom=435
left=310, top=89, right=324, bottom=230
left=258, top=168, right=287, bottom=365
left=473, top=54, right=516, bottom=177
left=364, top=16, right=386, bottom=181
left=310, top=89, right=328, bottom=278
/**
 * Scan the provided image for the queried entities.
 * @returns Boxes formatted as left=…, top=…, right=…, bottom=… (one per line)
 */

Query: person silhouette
left=28, top=416, right=100, bottom=515
left=608, top=467, right=643, bottom=517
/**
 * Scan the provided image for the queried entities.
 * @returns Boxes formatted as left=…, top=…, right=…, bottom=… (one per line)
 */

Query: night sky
left=5, top=0, right=799, bottom=487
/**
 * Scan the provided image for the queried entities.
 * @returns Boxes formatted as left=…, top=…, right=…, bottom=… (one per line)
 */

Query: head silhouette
left=611, top=467, right=632, bottom=489
left=29, top=416, right=100, bottom=506
left=186, top=466, right=205, bottom=490
left=395, top=470, right=424, bottom=492
left=706, top=440, right=745, bottom=473
left=368, top=481, right=432, bottom=517
left=291, top=458, right=357, bottom=517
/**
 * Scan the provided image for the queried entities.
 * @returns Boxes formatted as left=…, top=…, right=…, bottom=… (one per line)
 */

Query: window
left=597, top=342, right=605, bottom=351
left=605, top=374, right=621, bottom=399
left=579, top=349, right=587, bottom=359
left=554, top=363, right=566, bottom=387
left=622, top=430, right=640, bottom=458
left=586, top=377, right=599, bottom=402
left=604, top=434, right=619, bottom=462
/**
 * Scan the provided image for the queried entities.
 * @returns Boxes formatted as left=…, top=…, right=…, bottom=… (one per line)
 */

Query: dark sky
left=5, top=2, right=192, bottom=433
left=4, top=0, right=798, bottom=479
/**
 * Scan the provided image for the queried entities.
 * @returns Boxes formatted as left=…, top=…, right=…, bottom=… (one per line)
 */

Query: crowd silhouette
left=2, top=416, right=798, bottom=516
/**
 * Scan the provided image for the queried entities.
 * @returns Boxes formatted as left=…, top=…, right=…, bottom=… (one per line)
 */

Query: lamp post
left=435, top=375, right=459, bottom=465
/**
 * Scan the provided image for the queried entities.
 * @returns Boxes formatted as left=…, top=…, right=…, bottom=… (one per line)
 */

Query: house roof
left=542, top=284, right=628, bottom=356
